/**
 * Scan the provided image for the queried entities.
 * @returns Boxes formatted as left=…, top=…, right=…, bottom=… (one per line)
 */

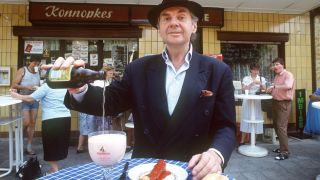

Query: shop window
left=103, top=39, right=138, bottom=78
left=221, top=43, right=278, bottom=84
left=21, top=38, right=139, bottom=79
left=65, top=40, right=99, bottom=67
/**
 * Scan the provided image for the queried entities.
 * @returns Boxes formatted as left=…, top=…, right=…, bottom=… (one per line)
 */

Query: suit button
left=140, top=105, right=146, bottom=111
left=204, top=110, right=210, bottom=116
left=195, top=134, right=199, bottom=137
left=144, top=129, right=149, bottom=135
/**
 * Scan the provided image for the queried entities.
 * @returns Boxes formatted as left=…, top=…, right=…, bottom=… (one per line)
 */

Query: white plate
left=128, top=163, right=188, bottom=180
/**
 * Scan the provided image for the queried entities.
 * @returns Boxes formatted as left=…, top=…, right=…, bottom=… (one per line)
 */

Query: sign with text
left=29, top=2, right=224, bottom=27
left=295, top=89, right=306, bottom=130
left=200, top=8, right=224, bottom=27
left=24, top=41, right=43, bottom=54
left=29, top=2, right=129, bottom=24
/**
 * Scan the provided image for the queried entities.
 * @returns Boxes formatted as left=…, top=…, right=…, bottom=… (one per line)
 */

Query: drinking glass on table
left=88, top=131, right=127, bottom=179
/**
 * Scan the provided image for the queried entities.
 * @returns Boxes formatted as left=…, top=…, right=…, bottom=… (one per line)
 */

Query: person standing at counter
left=266, top=57, right=294, bottom=160
left=11, top=55, right=41, bottom=155
left=10, top=83, right=71, bottom=173
left=239, top=63, right=266, bottom=146
left=46, top=0, right=236, bottom=179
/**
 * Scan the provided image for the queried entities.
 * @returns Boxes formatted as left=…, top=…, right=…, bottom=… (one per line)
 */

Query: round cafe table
left=312, top=102, right=320, bottom=109
left=235, top=94, right=272, bottom=157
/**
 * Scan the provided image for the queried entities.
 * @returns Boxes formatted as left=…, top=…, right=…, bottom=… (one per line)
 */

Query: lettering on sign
left=203, top=14, right=210, bottom=22
left=295, top=89, right=306, bottom=130
left=199, top=8, right=224, bottom=27
left=45, top=6, right=113, bottom=19
left=29, top=2, right=129, bottom=24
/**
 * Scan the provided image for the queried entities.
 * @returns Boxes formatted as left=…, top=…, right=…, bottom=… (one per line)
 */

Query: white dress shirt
left=162, top=46, right=192, bottom=115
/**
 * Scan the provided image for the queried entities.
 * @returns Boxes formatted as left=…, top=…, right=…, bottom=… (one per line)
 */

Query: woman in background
left=10, top=83, right=71, bottom=173
left=12, top=55, right=41, bottom=155
left=239, top=63, right=266, bottom=146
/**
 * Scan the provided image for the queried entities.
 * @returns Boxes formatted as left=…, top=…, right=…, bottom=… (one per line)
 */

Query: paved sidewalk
left=1, top=136, right=320, bottom=180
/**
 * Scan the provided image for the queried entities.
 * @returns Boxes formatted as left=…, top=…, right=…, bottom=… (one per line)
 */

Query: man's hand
left=266, top=86, right=274, bottom=93
left=188, top=150, right=222, bottom=180
left=41, top=57, right=87, bottom=93
left=41, top=56, right=85, bottom=70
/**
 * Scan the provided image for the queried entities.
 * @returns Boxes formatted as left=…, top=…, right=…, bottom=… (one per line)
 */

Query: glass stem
left=103, top=165, right=113, bottom=180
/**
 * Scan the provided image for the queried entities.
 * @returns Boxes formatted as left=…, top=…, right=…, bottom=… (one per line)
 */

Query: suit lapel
left=146, top=56, right=170, bottom=130
left=159, top=52, right=210, bottom=146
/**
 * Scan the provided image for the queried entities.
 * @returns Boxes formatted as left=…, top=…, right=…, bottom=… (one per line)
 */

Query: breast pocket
left=198, top=96, right=215, bottom=117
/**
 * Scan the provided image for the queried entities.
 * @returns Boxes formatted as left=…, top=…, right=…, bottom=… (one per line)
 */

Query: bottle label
left=48, top=66, right=72, bottom=81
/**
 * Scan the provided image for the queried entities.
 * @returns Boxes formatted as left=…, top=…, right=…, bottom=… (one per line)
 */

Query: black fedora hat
left=147, top=0, right=204, bottom=28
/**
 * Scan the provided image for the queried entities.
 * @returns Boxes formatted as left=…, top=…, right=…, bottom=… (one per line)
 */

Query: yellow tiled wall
left=0, top=4, right=315, bottom=132
left=0, top=4, right=30, bottom=133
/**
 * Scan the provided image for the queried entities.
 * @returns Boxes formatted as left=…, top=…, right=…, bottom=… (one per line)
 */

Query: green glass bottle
left=46, top=66, right=105, bottom=89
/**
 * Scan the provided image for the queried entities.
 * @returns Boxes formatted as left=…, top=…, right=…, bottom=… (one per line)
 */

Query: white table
left=312, top=102, right=320, bottom=109
left=235, top=94, right=273, bottom=157
left=0, top=95, right=23, bottom=177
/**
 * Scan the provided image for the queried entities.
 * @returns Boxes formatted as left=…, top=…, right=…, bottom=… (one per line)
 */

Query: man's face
left=158, top=7, right=197, bottom=47
left=272, top=62, right=284, bottom=74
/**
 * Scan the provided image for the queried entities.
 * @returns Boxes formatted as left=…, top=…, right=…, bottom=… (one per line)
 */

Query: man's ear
left=192, top=22, right=198, bottom=33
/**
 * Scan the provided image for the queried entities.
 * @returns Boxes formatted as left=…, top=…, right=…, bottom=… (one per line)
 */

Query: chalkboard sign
left=221, top=43, right=261, bottom=64
left=221, top=43, right=278, bottom=82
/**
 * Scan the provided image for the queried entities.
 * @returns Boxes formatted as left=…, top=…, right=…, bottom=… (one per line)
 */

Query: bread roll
left=202, top=173, right=228, bottom=180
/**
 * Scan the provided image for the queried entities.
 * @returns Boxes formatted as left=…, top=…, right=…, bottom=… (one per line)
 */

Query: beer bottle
left=46, top=66, right=105, bottom=89
left=258, top=75, right=265, bottom=94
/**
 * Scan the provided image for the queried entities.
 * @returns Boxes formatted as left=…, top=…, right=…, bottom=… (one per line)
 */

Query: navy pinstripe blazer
left=64, top=52, right=236, bottom=165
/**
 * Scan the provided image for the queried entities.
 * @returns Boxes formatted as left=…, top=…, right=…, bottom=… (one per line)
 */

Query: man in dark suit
left=50, top=0, right=236, bottom=179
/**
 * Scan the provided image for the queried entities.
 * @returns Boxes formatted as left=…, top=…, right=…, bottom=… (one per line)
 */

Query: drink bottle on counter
left=256, top=75, right=266, bottom=95
left=46, top=66, right=105, bottom=89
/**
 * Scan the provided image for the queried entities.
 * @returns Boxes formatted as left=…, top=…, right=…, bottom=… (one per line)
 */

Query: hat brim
left=147, top=1, right=204, bottom=28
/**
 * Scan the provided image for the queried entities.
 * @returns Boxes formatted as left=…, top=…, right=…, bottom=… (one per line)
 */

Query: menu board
left=221, top=43, right=261, bottom=64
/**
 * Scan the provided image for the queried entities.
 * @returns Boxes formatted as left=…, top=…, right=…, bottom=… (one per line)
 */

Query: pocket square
left=200, top=90, right=213, bottom=97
